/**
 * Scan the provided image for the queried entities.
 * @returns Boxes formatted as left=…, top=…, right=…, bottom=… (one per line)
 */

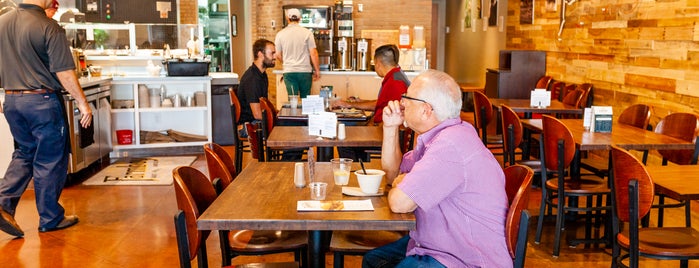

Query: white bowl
left=354, top=169, right=385, bottom=194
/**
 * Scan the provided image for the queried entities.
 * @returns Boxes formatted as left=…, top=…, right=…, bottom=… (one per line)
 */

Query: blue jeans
left=1, top=92, right=68, bottom=228
left=283, top=72, right=312, bottom=98
left=363, top=235, right=447, bottom=268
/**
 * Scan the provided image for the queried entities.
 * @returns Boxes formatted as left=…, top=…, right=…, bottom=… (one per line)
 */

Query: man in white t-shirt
left=274, top=8, right=320, bottom=98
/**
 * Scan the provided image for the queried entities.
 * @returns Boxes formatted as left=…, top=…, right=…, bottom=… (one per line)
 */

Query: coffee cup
left=355, top=169, right=385, bottom=194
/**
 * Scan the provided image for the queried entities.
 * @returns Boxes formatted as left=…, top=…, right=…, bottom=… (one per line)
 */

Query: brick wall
left=506, top=0, right=699, bottom=126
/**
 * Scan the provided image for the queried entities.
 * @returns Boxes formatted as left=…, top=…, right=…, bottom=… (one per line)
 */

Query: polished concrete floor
left=0, top=146, right=697, bottom=267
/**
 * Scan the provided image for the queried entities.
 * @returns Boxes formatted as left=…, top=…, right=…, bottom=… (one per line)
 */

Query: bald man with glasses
left=363, top=70, right=511, bottom=268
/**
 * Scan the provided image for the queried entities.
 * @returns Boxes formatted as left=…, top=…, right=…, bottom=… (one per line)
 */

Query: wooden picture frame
left=520, top=0, right=534, bottom=24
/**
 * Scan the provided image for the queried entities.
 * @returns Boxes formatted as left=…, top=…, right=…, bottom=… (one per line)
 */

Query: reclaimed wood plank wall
left=506, top=0, right=699, bottom=126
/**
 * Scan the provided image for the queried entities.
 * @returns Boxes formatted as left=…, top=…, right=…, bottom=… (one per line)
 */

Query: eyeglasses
left=401, top=94, right=428, bottom=104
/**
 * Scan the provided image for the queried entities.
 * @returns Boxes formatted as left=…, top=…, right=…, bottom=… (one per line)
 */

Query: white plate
left=342, top=187, right=384, bottom=197
left=297, top=199, right=374, bottom=211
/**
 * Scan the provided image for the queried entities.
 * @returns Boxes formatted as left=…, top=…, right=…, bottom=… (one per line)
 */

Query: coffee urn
left=334, top=36, right=353, bottom=71
left=355, top=38, right=372, bottom=71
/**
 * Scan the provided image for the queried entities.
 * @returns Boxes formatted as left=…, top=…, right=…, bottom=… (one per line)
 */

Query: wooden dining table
left=520, top=119, right=695, bottom=151
left=197, top=161, right=416, bottom=268
left=647, top=165, right=699, bottom=227
left=266, top=126, right=383, bottom=161
left=490, top=98, right=583, bottom=119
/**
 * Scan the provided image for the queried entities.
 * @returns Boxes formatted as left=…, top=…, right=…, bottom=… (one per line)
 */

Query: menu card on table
left=302, top=95, right=326, bottom=115
left=297, top=200, right=375, bottom=211
left=308, top=112, right=337, bottom=138
left=530, top=88, right=551, bottom=108
left=590, top=106, right=613, bottom=133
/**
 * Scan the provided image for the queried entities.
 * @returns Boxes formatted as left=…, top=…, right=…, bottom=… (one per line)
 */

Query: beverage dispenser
left=334, top=36, right=353, bottom=71
left=355, top=38, right=372, bottom=71
left=332, top=0, right=354, bottom=70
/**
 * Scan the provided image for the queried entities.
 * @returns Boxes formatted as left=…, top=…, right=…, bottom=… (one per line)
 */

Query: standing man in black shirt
left=237, top=39, right=276, bottom=137
left=0, top=0, right=92, bottom=237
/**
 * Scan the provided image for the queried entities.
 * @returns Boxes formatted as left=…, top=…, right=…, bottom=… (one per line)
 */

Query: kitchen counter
left=79, top=77, right=113, bottom=88
left=272, top=70, right=422, bottom=107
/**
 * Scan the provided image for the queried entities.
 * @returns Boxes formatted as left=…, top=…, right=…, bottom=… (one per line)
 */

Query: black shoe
left=38, top=215, right=79, bottom=232
left=0, top=208, right=23, bottom=237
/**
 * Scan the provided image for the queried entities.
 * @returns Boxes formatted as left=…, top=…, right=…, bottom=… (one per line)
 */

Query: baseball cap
left=50, top=0, right=59, bottom=9
left=287, top=8, right=301, bottom=19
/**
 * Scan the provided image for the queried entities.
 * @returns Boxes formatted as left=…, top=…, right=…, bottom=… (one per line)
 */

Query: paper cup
left=355, top=169, right=385, bottom=194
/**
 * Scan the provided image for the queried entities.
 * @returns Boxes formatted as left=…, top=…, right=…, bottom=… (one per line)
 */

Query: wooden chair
left=534, top=115, right=610, bottom=257
left=504, top=165, right=534, bottom=268
left=229, top=88, right=247, bottom=173
left=610, top=146, right=699, bottom=268
left=576, top=83, right=593, bottom=108
left=535, top=75, right=553, bottom=90
left=551, top=81, right=566, bottom=102
left=259, top=98, right=287, bottom=161
left=618, top=104, right=651, bottom=130
left=329, top=230, right=406, bottom=268
left=472, top=91, right=503, bottom=150
left=652, top=112, right=699, bottom=227
left=244, top=121, right=265, bottom=161
left=172, top=166, right=299, bottom=268
left=500, top=105, right=542, bottom=171
left=183, top=157, right=308, bottom=267
left=203, top=143, right=236, bottom=193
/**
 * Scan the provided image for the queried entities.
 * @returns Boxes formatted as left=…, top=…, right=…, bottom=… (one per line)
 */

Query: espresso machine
left=332, top=0, right=354, bottom=71
left=313, top=29, right=332, bottom=71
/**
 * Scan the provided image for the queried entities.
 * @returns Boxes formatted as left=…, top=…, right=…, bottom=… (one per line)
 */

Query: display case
left=109, top=76, right=212, bottom=156
left=62, top=23, right=200, bottom=54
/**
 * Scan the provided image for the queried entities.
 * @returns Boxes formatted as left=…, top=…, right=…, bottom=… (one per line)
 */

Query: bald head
left=412, top=70, right=462, bottom=121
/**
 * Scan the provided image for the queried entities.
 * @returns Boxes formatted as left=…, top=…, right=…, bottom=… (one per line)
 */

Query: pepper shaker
left=294, top=163, right=306, bottom=188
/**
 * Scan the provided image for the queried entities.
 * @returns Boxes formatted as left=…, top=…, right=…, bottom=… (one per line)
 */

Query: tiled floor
left=0, top=146, right=697, bottom=267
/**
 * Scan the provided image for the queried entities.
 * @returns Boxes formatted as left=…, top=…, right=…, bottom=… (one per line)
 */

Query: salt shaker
left=294, top=162, right=306, bottom=188
left=337, top=123, right=346, bottom=140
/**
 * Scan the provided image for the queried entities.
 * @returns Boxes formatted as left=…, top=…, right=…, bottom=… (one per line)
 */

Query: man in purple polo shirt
left=363, top=70, right=511, bottom=267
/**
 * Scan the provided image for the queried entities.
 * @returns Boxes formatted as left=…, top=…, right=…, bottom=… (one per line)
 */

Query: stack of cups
left=194, top=91, right=206, bottom=107
left=149, top=88, right=161, bottom=108
left=138, top=85, right=150, bottom=108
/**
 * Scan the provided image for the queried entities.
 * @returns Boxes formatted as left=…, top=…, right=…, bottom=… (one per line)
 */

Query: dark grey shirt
left=0, top=4, right=75, bottom=90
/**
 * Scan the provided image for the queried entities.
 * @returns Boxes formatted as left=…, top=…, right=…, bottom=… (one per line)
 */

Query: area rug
left=82, top=156, right=197, bottom=186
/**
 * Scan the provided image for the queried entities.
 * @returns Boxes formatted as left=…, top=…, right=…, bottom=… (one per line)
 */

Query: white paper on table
left=583, top=108, right=592, bottom=129
left=297, top=199, right=375, bottom=211
left=530, top=89, right=551, bottom=108
left=308, top=112, right=337, bottom=138
left=590, top=106, right=613, bottom=133
left=302, top=95, right=325, bottom=115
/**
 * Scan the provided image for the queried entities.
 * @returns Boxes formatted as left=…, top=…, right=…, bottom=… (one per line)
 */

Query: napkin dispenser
left=589, top=106, right=613, bottom=133
left=530, top=88, right=551, bottom=108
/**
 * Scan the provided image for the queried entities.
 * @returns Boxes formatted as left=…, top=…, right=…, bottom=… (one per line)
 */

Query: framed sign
left=520, top=0, right=534, bottom=24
